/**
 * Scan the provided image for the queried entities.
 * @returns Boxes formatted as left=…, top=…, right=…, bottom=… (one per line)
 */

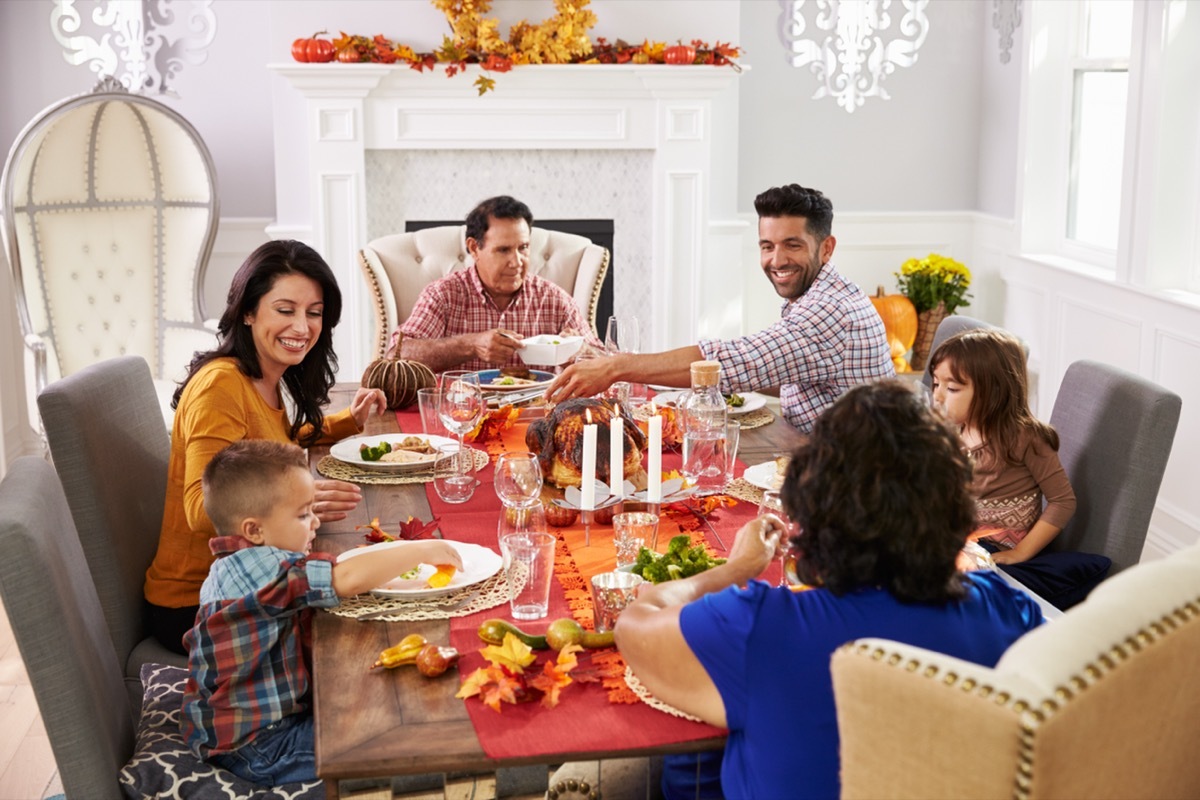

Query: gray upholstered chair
left=359, top=225, right=610, bottom=359
left=920, top=314, right=995, bottom=390
left=0, top=456, right=138, bottom=798
left=2, top=78, right=219, bottom=428
left=1047, top=360, right=1182, bottom=574
left=832, top=539, right=1200, bottom=800
left=36, top=355, right=186, bottom=715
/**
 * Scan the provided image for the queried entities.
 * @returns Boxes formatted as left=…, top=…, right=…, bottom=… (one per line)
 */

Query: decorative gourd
left=360, top=345, right=436, bottom=409
left=870, top=286, right=918, bottom=373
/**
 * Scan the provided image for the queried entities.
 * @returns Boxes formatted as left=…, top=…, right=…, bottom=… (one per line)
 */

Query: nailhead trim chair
left=832, top=540, right=1200, bottom=799
left=1, top=77, right=219, bottom=428
left=359, top=225, right=610, bottom=359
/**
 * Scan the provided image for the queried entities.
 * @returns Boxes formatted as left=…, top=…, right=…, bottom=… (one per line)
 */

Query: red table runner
left=394, top=408, right=763, bottom=759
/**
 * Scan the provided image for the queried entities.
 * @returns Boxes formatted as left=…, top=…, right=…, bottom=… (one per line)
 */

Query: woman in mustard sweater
left=145, top=240, right=386, bottom=654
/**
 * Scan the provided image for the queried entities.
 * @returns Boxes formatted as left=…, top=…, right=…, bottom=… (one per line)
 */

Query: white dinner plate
left=651, top=390, right=768, bottom=416
left=329, top=433, right=455, bottom=473
left=743, top=460, right=782, bottom=492
left=336, top=539, right=503, bottom=599
left=474, top=369, right=556, bottom=392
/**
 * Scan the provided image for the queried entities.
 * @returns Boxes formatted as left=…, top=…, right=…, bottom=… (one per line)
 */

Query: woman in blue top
left=615, top=379, right=1045, bottom=800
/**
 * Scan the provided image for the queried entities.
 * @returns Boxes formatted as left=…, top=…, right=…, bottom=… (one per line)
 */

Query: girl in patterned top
left=930, top=328, right=1076, bottom=565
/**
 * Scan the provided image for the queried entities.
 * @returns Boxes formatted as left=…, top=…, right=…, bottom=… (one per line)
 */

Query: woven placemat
left=724, top=477, right=766, bottom=505
left=732, top=407, right=774, bottom=430
left=624, top=667, right=703, bottom=722
left=316, top=448, right=491, bottom=485
left=324, top=571, right=509, bottom=621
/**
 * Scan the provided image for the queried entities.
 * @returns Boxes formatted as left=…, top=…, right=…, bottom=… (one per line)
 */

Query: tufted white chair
left=359, top=224, right=610, bottom=360
left=1, top=79, right=219, bottom=428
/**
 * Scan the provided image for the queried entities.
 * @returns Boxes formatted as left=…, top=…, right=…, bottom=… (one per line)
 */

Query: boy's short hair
left=202, top=440, right=310, bottom=537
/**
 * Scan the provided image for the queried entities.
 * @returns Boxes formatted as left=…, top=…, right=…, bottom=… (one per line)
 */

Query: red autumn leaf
left=397, top=515, right=442, bottom=540
left=482, top=53, right=513, bottom=72
left=356, top=517, right=394, bottom=543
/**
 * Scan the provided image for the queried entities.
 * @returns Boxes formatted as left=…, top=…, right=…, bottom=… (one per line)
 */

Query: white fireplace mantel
left=268, top=62, right=747, bottom=380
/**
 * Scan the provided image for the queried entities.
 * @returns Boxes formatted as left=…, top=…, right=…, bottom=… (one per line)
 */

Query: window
left=1066, top=0, right=1132, bottom=253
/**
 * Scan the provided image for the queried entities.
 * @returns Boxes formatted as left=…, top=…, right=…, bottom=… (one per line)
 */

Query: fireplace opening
left=405, top=218, right=615, bottom=338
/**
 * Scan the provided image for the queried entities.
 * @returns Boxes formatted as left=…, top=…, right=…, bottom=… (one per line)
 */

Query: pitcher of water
left=680, top=360, right=729, bottom=495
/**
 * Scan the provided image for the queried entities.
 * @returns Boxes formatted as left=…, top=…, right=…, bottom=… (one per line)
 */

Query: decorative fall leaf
left=356, top=517, right=394, bottom=543
left=455, top=665, right=524, bottom=712
left=465, top=405, right=519, bottom=443
left=475, top=75, right=496, bottom=95
left=481, top=632, right=537, bottom=672
left=397, top=515, right=442, bottom=540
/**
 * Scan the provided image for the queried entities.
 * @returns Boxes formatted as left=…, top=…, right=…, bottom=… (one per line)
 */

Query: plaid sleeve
left=399, top=280, right=452, bottom=340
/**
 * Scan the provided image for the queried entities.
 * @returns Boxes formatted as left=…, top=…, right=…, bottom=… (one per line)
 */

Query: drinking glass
left=494, top=451, right=544, bottom=509
left=497, top=503, right=548, bottom=547
left=417, top=388, right=447, bottom=437
left=433, top=442, right=477, bottom=503
left=501, top=532, right=556, bottom=620
left=758, top=489, right=796, bottom=587
left=604, top=316, right=642, bottom=409
left=438, top=371, right=484, bottom=456
left=721, top=420, right=741, bottom=490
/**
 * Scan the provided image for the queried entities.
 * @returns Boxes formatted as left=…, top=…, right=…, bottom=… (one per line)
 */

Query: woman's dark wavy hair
left=782, top=379, right=976, bottom=603
left=929, top=328, right=1058, bottom=471
left=172, top=240, right=341, bottom=448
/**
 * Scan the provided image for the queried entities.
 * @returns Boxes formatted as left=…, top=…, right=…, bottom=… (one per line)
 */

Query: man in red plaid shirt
left=389, top=195, right=601, bottom=373
left=546, top=184, right=894, bottom=433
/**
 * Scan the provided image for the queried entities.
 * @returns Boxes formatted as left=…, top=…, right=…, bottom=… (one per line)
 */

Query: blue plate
left=474, top=369, right=555, bottom=392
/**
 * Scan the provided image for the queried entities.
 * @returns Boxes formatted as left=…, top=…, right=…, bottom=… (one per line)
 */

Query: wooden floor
left=0, top=598, right=62, bottom=800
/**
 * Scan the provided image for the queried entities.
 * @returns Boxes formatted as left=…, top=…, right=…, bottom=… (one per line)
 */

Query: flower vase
left=910, top=301, right=948, bottom=373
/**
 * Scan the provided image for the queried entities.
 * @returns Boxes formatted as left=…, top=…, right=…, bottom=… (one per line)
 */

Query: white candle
left=581, top=413, right=597, bottom=511
left=647, top=410, right=662, bottom=502
left=609, top=412, right=623, bottom=498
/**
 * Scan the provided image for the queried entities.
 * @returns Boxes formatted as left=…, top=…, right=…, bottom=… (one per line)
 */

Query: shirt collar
left=467, top=265, right=527, bottom=311
left=210, top=534, right=257, bottom=558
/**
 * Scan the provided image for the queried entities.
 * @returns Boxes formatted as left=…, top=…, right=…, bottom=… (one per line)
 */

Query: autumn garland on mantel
left=308, top=0, right=741, bottom=94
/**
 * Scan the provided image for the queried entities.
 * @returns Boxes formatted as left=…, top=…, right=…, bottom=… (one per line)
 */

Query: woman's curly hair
left=782, top=379, right=975, bottom=603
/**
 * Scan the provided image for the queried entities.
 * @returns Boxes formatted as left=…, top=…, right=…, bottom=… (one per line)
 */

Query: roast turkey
left=525, top=398, right=647, bottom=489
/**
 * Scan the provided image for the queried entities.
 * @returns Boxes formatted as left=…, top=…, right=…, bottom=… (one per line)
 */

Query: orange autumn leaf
left=355, top=517, right=393, bottom=543
left=481, top=632, right=537, bottom=672
left=465, top=405, right=519, bottom=443
left=455, top=665, right=524, bottom=712
left=528, top=643, right=583, bottom=708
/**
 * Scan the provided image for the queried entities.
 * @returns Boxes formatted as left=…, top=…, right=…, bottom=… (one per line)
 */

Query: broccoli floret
left=666, top=535, right=692, bottom=558
left=642, top=559, right=672, bottom=583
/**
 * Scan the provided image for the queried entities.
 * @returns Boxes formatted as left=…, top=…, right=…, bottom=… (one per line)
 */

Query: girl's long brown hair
left=929, top=328, right=1058, bottom=468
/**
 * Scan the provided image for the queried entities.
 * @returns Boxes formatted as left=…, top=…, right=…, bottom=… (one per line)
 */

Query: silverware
left=700, top=510, right=727, bottom=552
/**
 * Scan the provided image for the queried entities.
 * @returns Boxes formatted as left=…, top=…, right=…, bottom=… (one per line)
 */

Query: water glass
left=432, top=442, right=477, bottom=504
left=501, top=532, right=556, bottom=621
left=613, top=511, right=659, bottom=556
left=497, top=503, right=548, bottom=547
left=494, top=451, right=544, bottom=509
left=721, top=420, right=741, bottom=488
left=590, top=571, right=644, bottom=632
left=758, top=489, right=796, bottom=587
left=418, top=388, right=447, bottom=437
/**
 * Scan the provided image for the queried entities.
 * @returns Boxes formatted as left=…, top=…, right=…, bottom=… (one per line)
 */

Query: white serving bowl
left=517, top=334, right=584, bottom=366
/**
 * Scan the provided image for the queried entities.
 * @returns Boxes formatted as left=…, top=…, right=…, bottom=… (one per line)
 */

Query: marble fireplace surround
left=269, top=63, right=745, bottom=380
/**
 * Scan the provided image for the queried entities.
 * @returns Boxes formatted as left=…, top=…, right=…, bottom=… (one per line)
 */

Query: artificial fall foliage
left=456, top=633, right=593, bottom=712
left=464, top=404, right=520, bottom=444
left=356, top=515, right=443, bottom=543
left=316, top=0, right=740, bottom=94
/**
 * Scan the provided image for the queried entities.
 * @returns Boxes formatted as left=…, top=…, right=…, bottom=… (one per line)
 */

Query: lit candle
left=581, top=410, right=596, bottom=511
left=609, top=411, right=623, bottom=498
left=647, top=407, right=662, bottom=502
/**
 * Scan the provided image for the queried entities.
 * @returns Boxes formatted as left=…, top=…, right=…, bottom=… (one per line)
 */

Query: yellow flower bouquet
left=895, top=253, right=973, bottom=315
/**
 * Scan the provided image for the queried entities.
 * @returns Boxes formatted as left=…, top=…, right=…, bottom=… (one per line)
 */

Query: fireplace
left=269, top=63, right=746, bottom=380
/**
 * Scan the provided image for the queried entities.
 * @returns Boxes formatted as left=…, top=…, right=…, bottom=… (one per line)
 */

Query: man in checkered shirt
left=545, top=184, right=895, bottom=432
left=389, top=195, right=601, bottom=373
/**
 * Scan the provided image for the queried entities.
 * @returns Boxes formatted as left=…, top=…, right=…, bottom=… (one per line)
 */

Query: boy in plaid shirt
left=181, top=439, right=462, bottom=785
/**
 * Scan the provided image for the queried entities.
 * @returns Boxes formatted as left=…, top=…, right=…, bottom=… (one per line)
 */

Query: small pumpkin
left=291, top=32, right=336, bottom=63
left=664, top=44, right=697, bottom=65
left=869, top=286, right=918, bottom=373
left=361, top=347, right=436, bottom=410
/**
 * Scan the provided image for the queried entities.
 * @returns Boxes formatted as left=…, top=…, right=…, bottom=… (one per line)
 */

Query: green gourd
left=476, top=619, right=548, bottom=649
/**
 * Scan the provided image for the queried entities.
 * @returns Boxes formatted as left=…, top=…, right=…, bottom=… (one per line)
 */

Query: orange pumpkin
left=664, top=44, right=697, bottom=65
left=869, top=286, right=918, bottom=372
left=291, top=32, right=336, bottom=63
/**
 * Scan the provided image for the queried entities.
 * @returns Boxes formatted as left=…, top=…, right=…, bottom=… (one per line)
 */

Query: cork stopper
left=689, top=360, right=721, bottom=388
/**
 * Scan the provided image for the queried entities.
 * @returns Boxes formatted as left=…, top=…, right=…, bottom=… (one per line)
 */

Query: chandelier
left=50, top=0, right=217, bottom=95
left=779, top=0, right=931, bottom=113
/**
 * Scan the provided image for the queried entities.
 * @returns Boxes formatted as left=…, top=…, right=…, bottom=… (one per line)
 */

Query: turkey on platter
left=525, top=398, right=647, bottom=489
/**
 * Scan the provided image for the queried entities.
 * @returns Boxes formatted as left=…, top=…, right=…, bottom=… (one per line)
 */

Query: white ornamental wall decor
left=51, top=0, right=217, bottom=95
left=778, top=0, right=930, bottom=113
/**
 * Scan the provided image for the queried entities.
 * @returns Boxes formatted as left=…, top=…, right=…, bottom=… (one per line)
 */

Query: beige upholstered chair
left=1, top=78, right=219, bottom=426
left=832, top=541, right=1200, bottom=799
left=359, top=224, right=609, bottom=359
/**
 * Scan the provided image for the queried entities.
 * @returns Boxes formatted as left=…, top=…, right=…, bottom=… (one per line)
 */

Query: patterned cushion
left=119, top=664, right=324, bottom=799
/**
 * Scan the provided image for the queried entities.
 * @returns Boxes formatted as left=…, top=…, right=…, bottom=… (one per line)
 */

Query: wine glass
left=438, top=371, right=484, bottom=488
left=758, top=489, right=796, bottom=587
left=604, top=316, right=641, bottom=408
left=494, top=451, right=544, bottom=509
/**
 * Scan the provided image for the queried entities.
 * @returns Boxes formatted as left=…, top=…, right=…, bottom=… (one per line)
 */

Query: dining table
left=307, top=385, right=806, bottom=799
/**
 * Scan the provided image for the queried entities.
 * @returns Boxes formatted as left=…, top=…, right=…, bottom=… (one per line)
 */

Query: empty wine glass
left=438, top=371, right=484, bottom=491
left=604, top=316, right=641, bottom=408
left=758, top=489, right=796, bottom=587
left=494, top=451, right=544, bottom=509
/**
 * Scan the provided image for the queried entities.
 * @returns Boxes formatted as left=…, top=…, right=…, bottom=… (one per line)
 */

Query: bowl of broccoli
left=627, top=534, right=727, bottom=583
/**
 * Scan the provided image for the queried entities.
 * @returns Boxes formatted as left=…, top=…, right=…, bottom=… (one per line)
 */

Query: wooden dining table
left=308, top=385, right=806, bottom=798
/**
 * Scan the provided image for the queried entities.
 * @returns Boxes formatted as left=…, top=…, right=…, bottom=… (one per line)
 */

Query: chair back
left=832, top=540, right=1200, bottom=800
left=920, top=315, right=997, bottom=389
left=0, top=457, right=135, bottom=798
left=360, top=224, right=610, bottom=359
left=1048, top=360, right=1181, bottom=574
left=2, top=80, right=218, bottom=411
left=36, top=355, right=185, bottom=696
